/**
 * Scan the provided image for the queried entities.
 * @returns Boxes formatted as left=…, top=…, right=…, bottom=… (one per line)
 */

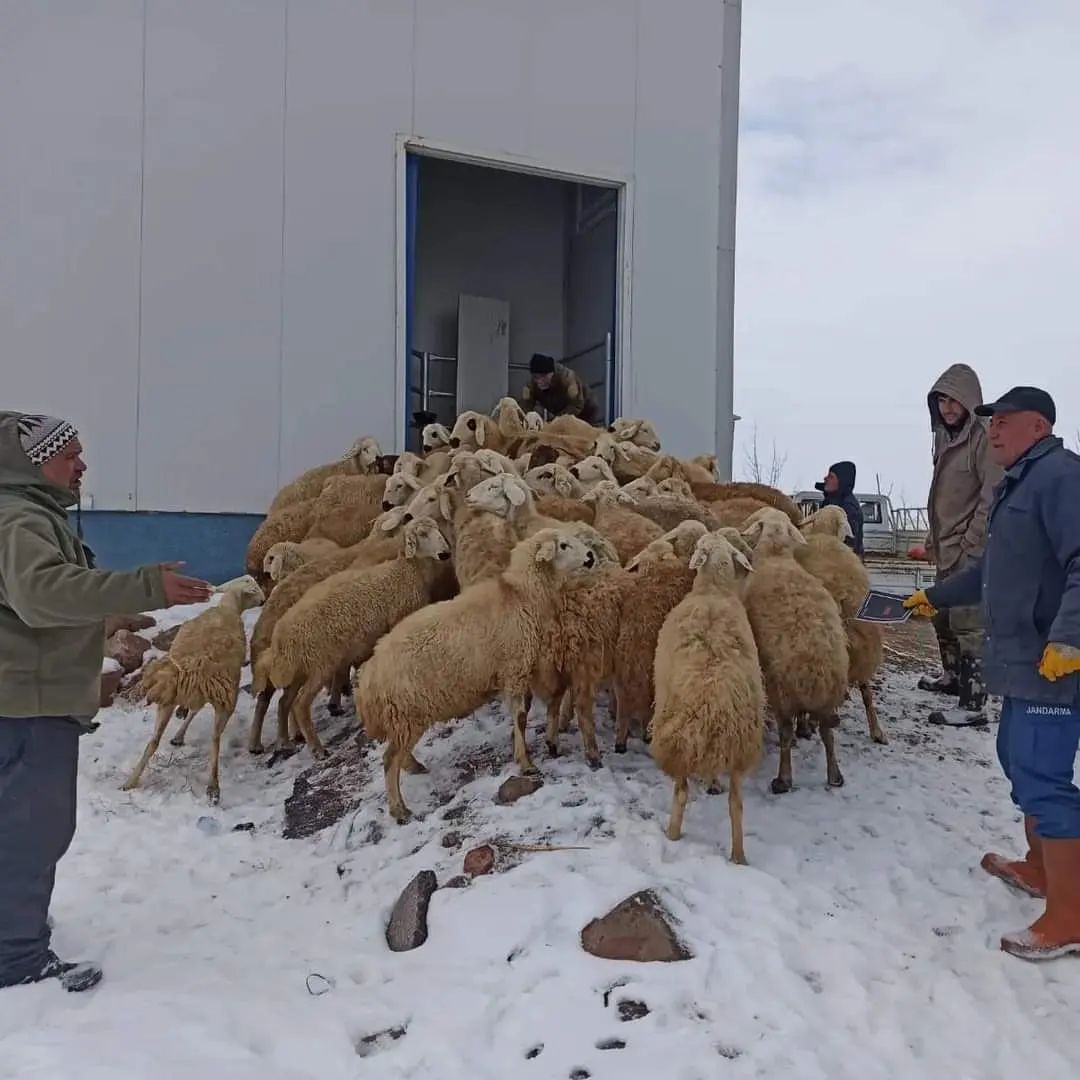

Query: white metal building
left=2, top=0, right=741, bottom=573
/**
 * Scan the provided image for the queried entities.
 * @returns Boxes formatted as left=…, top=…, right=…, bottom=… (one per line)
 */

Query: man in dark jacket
left=815, top=461, right=864, bottom=558
left=0, top=412, right=211, bottom=993
left=904, top=387, right=1080, bottom=962
left=521, top=353, right=600, bottom=424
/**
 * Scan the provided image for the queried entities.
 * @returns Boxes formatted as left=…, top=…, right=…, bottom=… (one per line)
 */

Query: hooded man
left=815, top=461, right=864, bottom=558
left=918, top=364, right=1003, bottom=725
left=0, top=412, right=211, bottom=993
left=521, top=353, right=599, bottom=424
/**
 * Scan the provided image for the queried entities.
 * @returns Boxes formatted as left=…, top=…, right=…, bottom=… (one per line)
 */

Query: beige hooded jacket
left=926, top=364, right=1003, bottom=573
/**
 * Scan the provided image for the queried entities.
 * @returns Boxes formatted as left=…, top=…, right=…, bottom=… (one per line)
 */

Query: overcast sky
left=734, top=0, right=1080, bottom=504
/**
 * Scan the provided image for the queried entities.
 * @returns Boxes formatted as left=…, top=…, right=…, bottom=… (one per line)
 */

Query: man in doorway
left=0, top=412, right=212, bottom=993
left=918, top=363, right=1002, bottom=725
left=903, top=387, right=1080, bottom=961
left=521, top=353, right=599, bottom=424
left=815, top=461, right=864, bottom=558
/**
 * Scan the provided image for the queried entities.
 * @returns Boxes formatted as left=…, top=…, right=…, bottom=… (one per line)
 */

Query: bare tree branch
left=741, top=424, right=788, bottom=488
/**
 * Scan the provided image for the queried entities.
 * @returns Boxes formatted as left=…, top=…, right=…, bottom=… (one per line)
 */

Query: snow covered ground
left=2, top=613, right=1078, bottom=1080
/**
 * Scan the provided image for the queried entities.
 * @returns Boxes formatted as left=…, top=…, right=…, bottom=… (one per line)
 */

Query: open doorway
left=404, top=152, right=621, bottom=451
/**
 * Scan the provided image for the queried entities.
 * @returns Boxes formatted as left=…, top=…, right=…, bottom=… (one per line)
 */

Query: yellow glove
left=1038, top=643, right=1080, bottom=682
left=903, top=590, right=937, bottom=618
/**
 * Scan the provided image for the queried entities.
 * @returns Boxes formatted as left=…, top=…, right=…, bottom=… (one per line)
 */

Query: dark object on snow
left=855, top=590, right=911, bottom=624
left=355, top=1025, right=407, bottom=1057
left=232, top=821, right=256, bottom=833
left=496, top=775, right=544, bottom=805
left=442, top=875, right=471, bottom=889
left=617, top=999, right=651, bottom=1022
left=581, top=889, right=693, bottom=963
left=386, top=871, right=438, bottom=952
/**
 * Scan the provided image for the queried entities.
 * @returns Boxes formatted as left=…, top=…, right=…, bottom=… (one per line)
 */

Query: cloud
left=734, top=0, right=1080, bottom=501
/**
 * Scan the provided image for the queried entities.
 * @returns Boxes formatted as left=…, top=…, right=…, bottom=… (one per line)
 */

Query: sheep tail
left=251, top=651, right=273, bottom=694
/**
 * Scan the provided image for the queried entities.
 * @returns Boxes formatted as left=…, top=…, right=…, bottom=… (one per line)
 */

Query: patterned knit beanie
left=17, top=414, right=80, bottom=467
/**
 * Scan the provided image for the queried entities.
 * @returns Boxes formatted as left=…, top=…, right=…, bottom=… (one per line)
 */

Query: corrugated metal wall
left=1, top=0, right=737, bottom=514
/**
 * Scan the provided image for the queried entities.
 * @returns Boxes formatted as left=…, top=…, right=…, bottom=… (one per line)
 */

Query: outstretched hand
left=160, top=562, right=213, bottom=607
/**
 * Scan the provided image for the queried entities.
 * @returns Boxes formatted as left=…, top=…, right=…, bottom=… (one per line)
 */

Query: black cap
left=974, top=386, right=1056, bottom=425
left=529, top=353, right=556, bottom=375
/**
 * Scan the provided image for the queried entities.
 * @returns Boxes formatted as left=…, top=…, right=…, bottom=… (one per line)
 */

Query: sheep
left=629, top=490, right=720, bottom=533
left=655, top=476, right=694, bottom=498
left=741, top=513, right=850, bottom=793
left=567, top=454, right=618, bottom=491
left=422, top=422, right=453, bottom=454
left=652, top=532, right=764, bottom=861
left=798, top=506, right=887, bottom=744
left=607, top=417, right=661, bottom=451
left=354, top=528, right=599, bottom=822
left=581, top=481, right=664, bottom=565
left=449, top=410, right=509, bottom=453
left=592, top=432, right=659, bottom=483
left=524, top=411, right=545, bottom=432
left=514, top=430, right=597, bottom=465
left=260, top=518, right=453, bottom=759
left=522, top=462, right=595, bottom=522
left=304, top=473, right=387, bottom=546
left=690, top=481, right=802, bottom=525
left=443, top=448, right=514, bottom=496
left=263, top=538, right=341, bottom=585
left=612, top=520, right=708, bottom=752
left=122, top=576, right=265, bottom=804
left=530, top=523, right=628, bottom=768
left=267, top=436, right=381, bottom=515
left=709, top=497, right=773, bottom=529
left=645, top=453, right=717, bottom=486
left=382, top=468, right=424, bottom=511
left=622, top=475, right=659, bottom=498
left=543, top=414, right=599, bottom=441
left=245, top=498, right=316, bottom=581
left=493, top=396, right=530, bottom=441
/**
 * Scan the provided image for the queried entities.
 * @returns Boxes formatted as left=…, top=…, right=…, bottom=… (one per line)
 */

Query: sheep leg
left=666, top=778, right=689, bottom=841
left=326, top=664, right=350, bottom=717
left=795, top=713, right=814, bottom=740
left=169, top=708, right=199, bottom=748
left=574, top=683, right=602, bottom=770
left=860, top=682, right=888, bottom=744
left=510, top=693, right=538, bottom=775
left=384, top=745, right=411, bottom=824
left=248, top=687, right=274, bottom=754
left=817, top=713, right=845, bottom=788
left=728, top=772, right=747, bottom=865
left=292, top=681, right=328, bottom=760
left=771, top=715, right=795, bottom=794
left=206, top=706, right=231, bottom=805
left=558, top=688, right=574, bottom=734
left=545, top=689, right=567, bottom=758
left=613, top=686, right=629, bottom=753
left=402, top=750, right=428, bottom=775
left=121, top=704, right=175, bottom=791
left=272, top=683, right=300, bottom=753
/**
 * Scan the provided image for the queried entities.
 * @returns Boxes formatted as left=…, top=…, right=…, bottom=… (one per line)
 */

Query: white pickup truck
left=793, top=490, right=938, bottom=595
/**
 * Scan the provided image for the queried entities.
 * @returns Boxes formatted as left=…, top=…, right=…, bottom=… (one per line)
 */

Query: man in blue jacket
left=904, top=386, right=1080, bottom=961
left=815, top=461, right=864, bottom=558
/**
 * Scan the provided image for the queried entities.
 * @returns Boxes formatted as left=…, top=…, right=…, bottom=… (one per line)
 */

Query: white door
left=456, top=294, right=509, bottom=415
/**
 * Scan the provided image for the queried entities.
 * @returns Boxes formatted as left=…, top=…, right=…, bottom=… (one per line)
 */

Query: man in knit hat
left=0, top=412, right=212, bottom=993
left=520, top=352, right=599, bottom=424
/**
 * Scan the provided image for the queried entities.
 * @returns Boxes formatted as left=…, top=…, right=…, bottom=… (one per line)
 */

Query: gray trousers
left=0, top=717, right=79, bottom=985
left=932, top=561, right=984, bottom=672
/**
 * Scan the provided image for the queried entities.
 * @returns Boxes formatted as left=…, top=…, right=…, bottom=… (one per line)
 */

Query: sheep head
left=401, top=517, right=453, bottom=562
left=524, top=463, right=581, bottom=499
left=568, top=455, right=617, bottom=489
left=450, top=410, right=494, bottom=449
left=375, top=505, right=410, bottom=535
left=263, top=542, right=305, bottom=583
left=661, top=519, right=708, bottom=558
left=607, top=417, right=661, bottom=451
left=393, top=451, right=424, bottom=477
left=382, top=470, right=423, bottom=510
left=690, top=454, right=719, bottom=479
left=214, top=574, right=265, bottom=611
left=581, top=479, right=636, bottom=507
left=800, top=505, right=853, bottom=541
left=465, top=472, right=532, bottom=518
left=400, top=481, right=447, bottom=526
left=742, top=514, right=807, bottom=559
left=715, top=526, right=755, bottom=561
left=444, top=448, right=509, bottom=493
left=517, top=527, right=597, bottom=577
left=555, top=521, right=620, bottom=569
left=422, top=423, right=452, bottom=453
left=344, top=436, right=381, bottom=471
left=655, top=476, right=694, bottom=499
left=493, top=396, right=527, bottom=436
left=625, top=537, right=676, bottom=573
left=524, top=411, right=545, bottom=432
left=688, top=532, right=753, bottom=581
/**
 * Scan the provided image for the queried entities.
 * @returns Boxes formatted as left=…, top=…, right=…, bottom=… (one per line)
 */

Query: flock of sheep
left=120, top=399, right=886, bottom=864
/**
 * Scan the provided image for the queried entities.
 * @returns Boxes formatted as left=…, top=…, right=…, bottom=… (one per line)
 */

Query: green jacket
left=0, top=411, right=167, bottom=723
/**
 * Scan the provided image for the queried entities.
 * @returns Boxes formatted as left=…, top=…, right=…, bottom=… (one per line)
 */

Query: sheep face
left=402, top=517, right=453, bottom=562
left=444, top=449, right=506, bottom=493
left=800, top=505, right=853, bottom=541
left=607, top=417, right=661, bottom=451
left=449, top=411, right=490, bottom=449
left=399, top=482, right=446, bottom=525
left=661, top=519, right=708, bottom=557
left=465, top=473, right=530, bottom=517
left=742, top=514, right=808, bottom=558
left=383, top=470, right=422, bottom=510
left=263, top=543, right=294, bottom=582
left=715, top=526, right=755, bottom=561
left=655, top=476, right=694, bottom=499
left=393, top=451, right=424, bottom=477
left=344, top=436, right=381, bottom=469
left=568, top=455, right=616, bottom=488
left=215, top=574, right=266, bottom=611
left=422, top=423, right=452, bottom=453
left=689, top=532, right=753, bottom=580
left=493, top=396, right=527, bottom=432
left=557, top=521, right=620, bottom=569
left=581, top=479, right=636, bottom=507
left=524, top=411, right=544, bottom=432
left=530, top=528, right=597, bottom=575
left=524, top=464, right=578, bottom=498
left=742, top=506, right=791, bottom=533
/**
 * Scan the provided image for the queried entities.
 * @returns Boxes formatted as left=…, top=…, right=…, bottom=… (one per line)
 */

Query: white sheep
left=449, top=410, right=509, bottom=453
left=581, top=480, right=664, bottom=565
left=607, top=417, right=661, bottom=451
left=422, top=422, right=453, bottom=454
left=263, top=538, right=342, bottom=585
left=354, top=528, right=599, bottom=822
left=267, top=436, right=381, bottom=515
left=652, top=532, right=764, bottom=861
left=567, top=454, right=618, bottom=491
left=122, top=576, right=265, bottom=803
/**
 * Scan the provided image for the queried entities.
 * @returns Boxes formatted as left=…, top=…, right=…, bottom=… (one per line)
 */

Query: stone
left=385, top=870, right=438, bottom=952
left=496, top=775, right=543, bottom=805
left=441, top=831, right=463, bottom=849
left=105, top=630, right=152, bottom=675
left=104, top=613, right=156, bottom=638
left=463, top=844, right=495, bottom=877
left=99, top=669, right=124, bottom=708
left=152, top=625, right=183, bottom=651
left=580, top=890, right=692, bottom=963
left=442, top=875, right=471, bottom=890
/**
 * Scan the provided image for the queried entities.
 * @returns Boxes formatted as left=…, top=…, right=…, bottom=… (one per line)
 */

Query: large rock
left=99, top=669, right=124, bottom=708
left=104, top=613, right=156, bottom=638
left=105, top=630, right=152, bottom=674
left=496, top=775, right=543, bottom=805
left=463, top=844, right=495, bottom=877
left=580, top=890, right=693, bottom=963
left=386, top=870, right=438, bottom=952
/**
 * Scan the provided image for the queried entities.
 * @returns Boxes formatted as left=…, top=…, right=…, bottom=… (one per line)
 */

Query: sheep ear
left=506, top=478, right=527, bottom=507
left=688, top=546, right=707, bottom=571
left=439, top=490, right=455, bottom=521
left=534, top=538, right=557, bottom=564
left=787, top=520, right=808, bottom=546
left=379, top=508, right=403, bottom=532
left=624, top=421, right=642, bottom=439
left=474, top=421, right=486, bottom=447
left=742, top=519, right=765, bottom=545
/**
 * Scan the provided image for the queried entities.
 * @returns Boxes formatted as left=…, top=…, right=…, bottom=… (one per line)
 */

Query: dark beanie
left=529, top=353, right=556, bottom=375
left=829, top=460, right=857, bottom=494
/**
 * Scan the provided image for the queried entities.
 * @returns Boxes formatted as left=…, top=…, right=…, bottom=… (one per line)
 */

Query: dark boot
left=981, top=816, right=1047, bottom=898
left=0, top=951, right=102, bottom=993
left=918, top=635, right=960, bottom=695
left=1001, top=837, right=1080, bottom=960
left=957, top=654, right=987, bottom=714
